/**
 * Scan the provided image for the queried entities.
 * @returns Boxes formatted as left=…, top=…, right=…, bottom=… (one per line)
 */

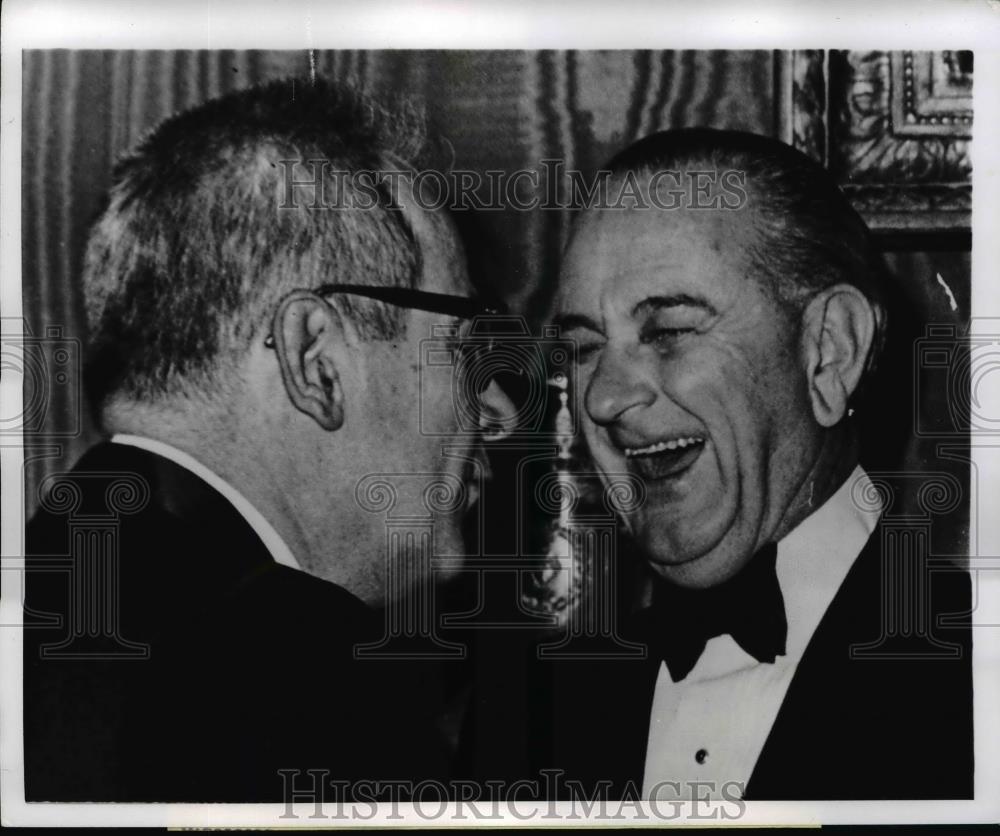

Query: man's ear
left=272, top=290, right=346, bottom=431
left=800, top=284, right=877, bottom=428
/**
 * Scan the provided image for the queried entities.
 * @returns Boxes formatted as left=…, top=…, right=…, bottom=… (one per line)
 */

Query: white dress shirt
left=111, top=433, right=303, bottom=572
left=642, top=466, right=881, bottom=800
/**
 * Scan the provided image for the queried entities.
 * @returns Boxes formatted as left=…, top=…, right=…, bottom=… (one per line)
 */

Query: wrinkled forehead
left=555, top=203, right=759, bottom=317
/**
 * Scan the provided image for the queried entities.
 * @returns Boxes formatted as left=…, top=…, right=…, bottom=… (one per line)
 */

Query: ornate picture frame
left=776, top=50, right=972, bottom=242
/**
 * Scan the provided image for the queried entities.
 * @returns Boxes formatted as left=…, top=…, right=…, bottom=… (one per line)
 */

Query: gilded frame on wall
left=776, top=50, right=972, bottom=240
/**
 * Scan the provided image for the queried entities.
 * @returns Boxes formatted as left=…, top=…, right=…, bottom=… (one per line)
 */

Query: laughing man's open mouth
left=622, top=435, right=706, bottom=481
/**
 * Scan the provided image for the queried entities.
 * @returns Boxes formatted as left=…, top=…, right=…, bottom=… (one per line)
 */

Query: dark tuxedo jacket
left=24, top=442, right=451, bottom=801
left=470, top=517, right=973, bottom=800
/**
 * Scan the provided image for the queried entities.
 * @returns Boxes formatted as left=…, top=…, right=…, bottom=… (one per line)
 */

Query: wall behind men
left=20, top=50, right=969, bottom=525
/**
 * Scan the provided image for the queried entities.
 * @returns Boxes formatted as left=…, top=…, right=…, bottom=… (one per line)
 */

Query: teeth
left=623, top=436, right=704, bottom=458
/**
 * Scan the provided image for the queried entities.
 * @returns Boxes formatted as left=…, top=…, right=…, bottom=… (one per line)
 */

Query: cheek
left=575, top=361, right=597, bottom=409
left=577, top=417, right=598, bottom=458
left=576, top=368, right=603, bottom=434
left=665, top=339, right=778, bottom=424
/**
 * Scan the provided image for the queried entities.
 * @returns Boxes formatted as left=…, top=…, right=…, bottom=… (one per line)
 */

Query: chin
left=652, top=551, right=745, bottom=589
left=637, top=515, right=747, bottom=589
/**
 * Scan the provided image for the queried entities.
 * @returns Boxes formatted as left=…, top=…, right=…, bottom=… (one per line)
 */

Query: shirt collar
left=776, top=464, right=882, bottom=657
left=691, top=464, right=882, bottom=680
left=110, top=433, right=303, bottom=572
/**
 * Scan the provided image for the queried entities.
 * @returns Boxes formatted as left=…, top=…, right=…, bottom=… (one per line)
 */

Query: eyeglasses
left=265, top=283, right=517, bottom=400
left=264, top=284, right=508, bottom=349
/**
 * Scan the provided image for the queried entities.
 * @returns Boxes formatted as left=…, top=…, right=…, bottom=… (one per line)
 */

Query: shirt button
left=695, top=748, right=708, bottom=764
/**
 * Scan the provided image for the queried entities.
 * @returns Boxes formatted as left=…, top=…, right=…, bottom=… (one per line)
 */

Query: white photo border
left=2, top=0, right=999, bottom=827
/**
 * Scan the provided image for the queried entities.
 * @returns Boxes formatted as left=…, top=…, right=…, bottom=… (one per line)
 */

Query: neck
left=771, top=424, right=860, bottom=545
left=104, top=398, right=317, bottom=571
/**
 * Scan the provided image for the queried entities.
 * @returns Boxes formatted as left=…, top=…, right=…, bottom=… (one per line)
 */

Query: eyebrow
left=631, top=294, right=717, bottom=319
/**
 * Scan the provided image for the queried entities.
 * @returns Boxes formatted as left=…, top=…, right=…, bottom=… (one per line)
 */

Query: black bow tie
left=634, top=543, right=787, bottom=682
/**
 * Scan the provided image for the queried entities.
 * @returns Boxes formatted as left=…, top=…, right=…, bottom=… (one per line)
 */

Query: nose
left=585, top=344, right=657, bottom=427
left=477, top=379, right=519, bottom=441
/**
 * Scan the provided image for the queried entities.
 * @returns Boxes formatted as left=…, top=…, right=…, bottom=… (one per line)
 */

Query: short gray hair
left=84, top=77, right=428, bottom=407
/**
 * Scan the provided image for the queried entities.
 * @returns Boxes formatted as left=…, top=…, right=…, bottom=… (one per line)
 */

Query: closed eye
left=642, top=326, right=695, bottom=348
left=570, top=335, right=605, bottom=364
left=634, top=296, right=714, bottom=351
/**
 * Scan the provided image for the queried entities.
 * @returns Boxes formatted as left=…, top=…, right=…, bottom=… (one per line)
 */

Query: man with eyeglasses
left=24, top=79, right=516, bottom=801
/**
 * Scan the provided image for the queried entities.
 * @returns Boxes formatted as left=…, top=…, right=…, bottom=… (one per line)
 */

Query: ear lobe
left=801, top=285, right=877, bottom=428
left=272, top=290, right=345, bottom=431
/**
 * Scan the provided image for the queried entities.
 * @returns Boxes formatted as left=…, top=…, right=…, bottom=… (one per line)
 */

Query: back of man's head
left=84, top=77, right=426, bottom=414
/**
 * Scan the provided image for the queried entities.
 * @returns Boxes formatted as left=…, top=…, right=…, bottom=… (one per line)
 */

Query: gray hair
left=84, top=77, right=429, bottom=407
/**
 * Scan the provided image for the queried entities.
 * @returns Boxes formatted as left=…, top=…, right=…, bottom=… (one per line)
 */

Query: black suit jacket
left=24, top=442, right=451, bottom=801
left=501, top=518, right=973, bottom=800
